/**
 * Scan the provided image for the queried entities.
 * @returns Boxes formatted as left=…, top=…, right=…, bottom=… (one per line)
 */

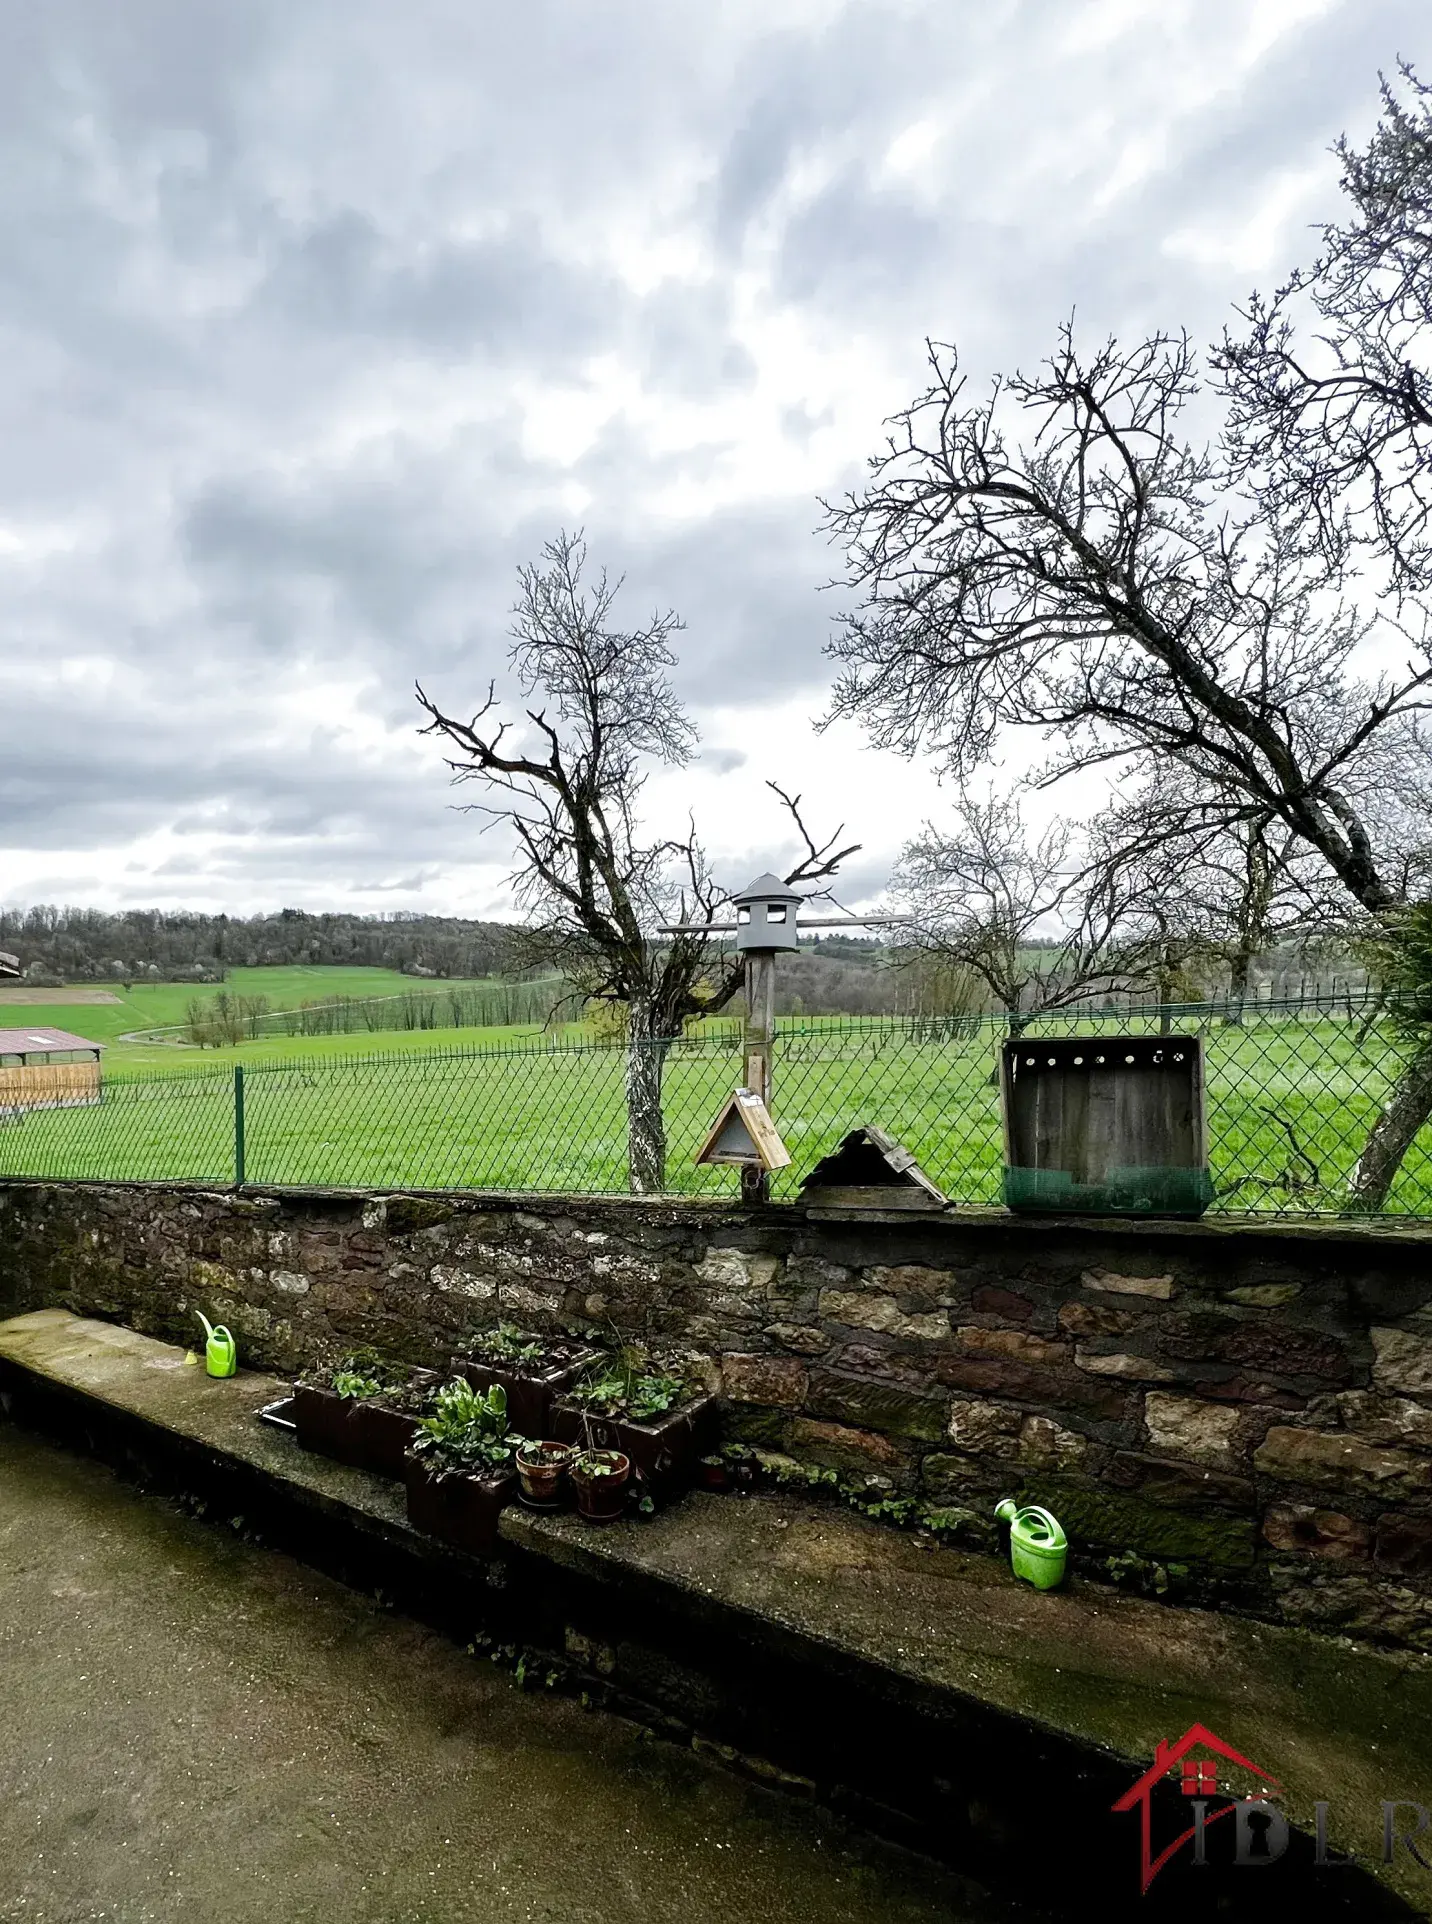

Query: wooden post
left=741, top=951, right=776, bottom=1205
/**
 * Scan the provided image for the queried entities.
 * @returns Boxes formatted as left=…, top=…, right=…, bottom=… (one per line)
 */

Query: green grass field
left=0, top=968, right=560, bottom=1070
left=0, top=987, right=1428, bottom=1216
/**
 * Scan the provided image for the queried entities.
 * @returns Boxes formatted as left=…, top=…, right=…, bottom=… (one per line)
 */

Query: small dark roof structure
left=0, top=950, right=18, bottom=978
left=800, top=1124, right=947, bottom=1212
left=0, top=1027, right=104, bottom=1055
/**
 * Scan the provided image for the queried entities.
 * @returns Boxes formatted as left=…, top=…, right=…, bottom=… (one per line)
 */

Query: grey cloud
left=2, top=0, right=1429, bottom=916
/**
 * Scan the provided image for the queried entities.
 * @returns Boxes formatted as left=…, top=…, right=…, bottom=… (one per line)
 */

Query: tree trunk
left=626, top=1010, right=672, bottom=1195
left=1347, top=1040, right=1432, bottom=1212
left=1223, top=946, right=1253, bottom=1028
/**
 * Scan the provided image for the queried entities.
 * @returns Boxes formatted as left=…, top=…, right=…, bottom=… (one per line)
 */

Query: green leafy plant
left=571, top=1448, right=627, bottom=1478
left=330, top=1370, right=384, bottom=1401
left=410, top=1378, right=515, bottom=1478
left=459, top=1323, right=547, bottom=1367
left=571, top=1352, right=692, bottom=1422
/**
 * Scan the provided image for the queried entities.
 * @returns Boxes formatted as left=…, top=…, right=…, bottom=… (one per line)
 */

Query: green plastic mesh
left=1002, top=1164, right=1216, bottom=1217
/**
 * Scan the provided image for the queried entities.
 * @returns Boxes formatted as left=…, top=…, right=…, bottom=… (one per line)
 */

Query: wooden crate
left=999, top=1034, right=1212, bottom=1217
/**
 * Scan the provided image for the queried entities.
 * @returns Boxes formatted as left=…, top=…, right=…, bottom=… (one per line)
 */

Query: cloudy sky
left=1, top=0, right=1428, bottom=921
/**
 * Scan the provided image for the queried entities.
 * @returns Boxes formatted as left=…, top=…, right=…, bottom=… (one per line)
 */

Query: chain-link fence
left=0, top=997, right=1428, bottom=1215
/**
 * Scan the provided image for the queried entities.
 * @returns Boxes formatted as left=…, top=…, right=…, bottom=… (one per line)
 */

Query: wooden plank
left=799, top=1185, right=945, bottom=1213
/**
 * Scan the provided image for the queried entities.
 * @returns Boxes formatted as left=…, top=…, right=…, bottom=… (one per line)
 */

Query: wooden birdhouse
left=695, top=1087, right=792, bottom=1171
left=799, top=1125, right=947, bottom=1214
left=1000, top=1034, right=1212, bottom=1216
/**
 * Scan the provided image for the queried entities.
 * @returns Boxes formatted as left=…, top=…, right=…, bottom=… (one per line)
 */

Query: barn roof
left=0, top=1028, right=104, bottom=1055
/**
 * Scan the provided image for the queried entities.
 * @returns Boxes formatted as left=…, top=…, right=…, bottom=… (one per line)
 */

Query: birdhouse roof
left=731, top=872, right=804, bottom=905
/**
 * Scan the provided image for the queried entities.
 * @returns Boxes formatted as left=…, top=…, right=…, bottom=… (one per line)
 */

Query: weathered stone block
left=1225, top=1283, right=1302, bottom=1308
left=270, top=1271, right=311, bottom=1296
left=696, top=1248, right=782, bottom=1297
left=1254, top=1426, right=1432, bottom=1495
left=1017, top=1415, right=1089, bottom=1471
left=865, top=1264, right=957, bottom=1303
left=1262, top=1504, right=1371, bottom=1561
left=1160, top=1313, right=1351, bottom=1382
left=1076, top=1349, right=1176, bottom=1383
left=1035, top=1478, right=1257, bottom=1569
left=970, top=1286, right=1034, bottom=1322
left=1144, top=1392, right=1243, bottom=1468
left=1058, top=1301, right=1138, bottom=1339
left=833, top=1343, right=937, bottom=1388
left=945, top=1398, right=1023, bottom=1457
left=1334, top=1391, right=1432, bottom=1450
left=1081, top=1269, right=1174, bottom=1300
left=788, top=1418, right=906, bottom=1473
left=806, top=1370, right=949, bottom=1441
left=935, top=1353, right=1129, bottom=1419
left=921, top=1452, right=1000, bottom=1499
left=1374, top=1514, right=1432, bottom=1577
left=431, top=1265, right=496, bottom=1301
left=954, top=1326, right=1066, bottom=1365
left=820, top=1290, right=949, bottom=1341
left=763, top=1323, right=830, bottom=1355
left=1372, top=1327, right=1432, bottom=1399
left=721, top=1353, right=809, bottom=1408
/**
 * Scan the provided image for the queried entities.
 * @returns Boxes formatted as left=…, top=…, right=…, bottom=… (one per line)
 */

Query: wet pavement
left=0, top=1425, right=1007, bottom=1924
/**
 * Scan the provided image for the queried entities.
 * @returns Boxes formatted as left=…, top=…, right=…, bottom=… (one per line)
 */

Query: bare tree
left=1217, top=63, right=1432, bottom=595
left=894, top=789, right=1156, bottom=1032
left=418, top=531, right=855, bottom=1193
left=824, top=263, right=1432, bottom=1202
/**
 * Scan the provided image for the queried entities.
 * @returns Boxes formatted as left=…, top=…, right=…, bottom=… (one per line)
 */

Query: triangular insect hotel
left=798, top=1124, right=947, bottom=1213
left=695, top=1087, right=792, bottom=1172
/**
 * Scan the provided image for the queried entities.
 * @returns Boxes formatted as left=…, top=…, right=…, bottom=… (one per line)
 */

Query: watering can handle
left=1019, top=1505, right=1064, bottom=1539
left=197, top=1311, right=216, bottom=1341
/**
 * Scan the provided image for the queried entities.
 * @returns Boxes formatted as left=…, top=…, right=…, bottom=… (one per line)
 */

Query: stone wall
left=5, top=1178, right=1432, bottom=1647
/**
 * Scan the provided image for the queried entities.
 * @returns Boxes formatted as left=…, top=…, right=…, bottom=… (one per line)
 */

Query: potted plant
left=569, top=1448, right=632, bottom=1522
left=452, top=1324, right=601, bottom=1436
left=291, top=1351, right=438, bottom=1476
left=550, top=1348, right=715, bottom=1501
left=404, top=1378, right=518, bottom=1554
left=514, top=1438, right=575, bottom=1509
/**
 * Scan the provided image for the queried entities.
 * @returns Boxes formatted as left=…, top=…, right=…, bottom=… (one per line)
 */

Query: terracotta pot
left=404, top=1458, right=514, bottom=1554
left=550, top=1395, right=716, bottom=1501
left=515, top=1440, right=574, bottom=1509
left=454, top=1344, right=601, bottom=1438
left=570, top=1452, right=631, bottom=1522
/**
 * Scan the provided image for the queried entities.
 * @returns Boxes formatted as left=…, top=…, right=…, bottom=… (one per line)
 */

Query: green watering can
left=196, top=1312, right=238, bottom=1379
left=995, top=1499, right=1067, bottom=1590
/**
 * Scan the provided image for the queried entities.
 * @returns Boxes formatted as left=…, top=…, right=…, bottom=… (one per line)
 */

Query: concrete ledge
left=2, top=1308, right=1429, bottom=1920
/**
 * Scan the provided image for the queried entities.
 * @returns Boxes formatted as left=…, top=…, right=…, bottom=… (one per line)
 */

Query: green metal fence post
left=234, top=1065, right=246, bottom=1189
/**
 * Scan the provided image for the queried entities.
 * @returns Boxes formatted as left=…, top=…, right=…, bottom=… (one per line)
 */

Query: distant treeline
left=183, top=980, right=571, bottom=1048
left=0, top=906, right=516, bottom=984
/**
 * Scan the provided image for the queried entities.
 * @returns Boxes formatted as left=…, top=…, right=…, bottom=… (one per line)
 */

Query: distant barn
left=0, top=1028, right=104, bottom=1112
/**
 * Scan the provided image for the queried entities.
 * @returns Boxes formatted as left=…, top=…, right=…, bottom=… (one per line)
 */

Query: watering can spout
left=196, top=1311, right=237, bottom=1379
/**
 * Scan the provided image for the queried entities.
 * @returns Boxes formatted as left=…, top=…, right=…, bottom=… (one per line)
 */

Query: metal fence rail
left=0, top=999, right=1428, bottom=1216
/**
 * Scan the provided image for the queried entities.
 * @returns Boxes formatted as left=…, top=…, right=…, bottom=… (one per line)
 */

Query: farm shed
left=0, top=1028, right=104, bottom=1112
